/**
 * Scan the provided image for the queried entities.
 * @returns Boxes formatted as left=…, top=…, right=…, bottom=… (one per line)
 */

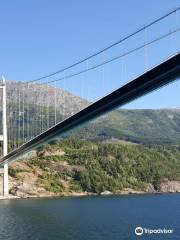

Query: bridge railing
left=3, top=7, right=180, bottom=153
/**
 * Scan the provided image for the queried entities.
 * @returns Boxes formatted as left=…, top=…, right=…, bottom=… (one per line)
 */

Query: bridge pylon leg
left=0, top=76, right=8, bottom=197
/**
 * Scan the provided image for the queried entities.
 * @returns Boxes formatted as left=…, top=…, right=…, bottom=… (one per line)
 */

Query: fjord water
left=0, top=194, right=180, bottom=240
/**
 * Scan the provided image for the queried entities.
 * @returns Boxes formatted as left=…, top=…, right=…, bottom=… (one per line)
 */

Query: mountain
left=3, top=80, right=89, bottom=145
left=69, top=109, right=180, bottom=144
left=2, top=81, right=180, bottom=145
left=6, top=80, right=89, bottom=117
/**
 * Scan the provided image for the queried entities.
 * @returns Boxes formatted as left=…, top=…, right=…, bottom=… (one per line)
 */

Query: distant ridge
left=3, top=81, right=180, bottom=145
left=6, top=80, right=89, bottom=117
left=70, top=109, right=180, bottom=144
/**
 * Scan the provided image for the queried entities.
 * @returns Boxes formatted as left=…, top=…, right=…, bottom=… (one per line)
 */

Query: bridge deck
left=0, top=53, right=180, bottom=165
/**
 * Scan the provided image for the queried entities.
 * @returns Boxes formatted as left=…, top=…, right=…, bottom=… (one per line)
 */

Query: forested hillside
left=8, top=139, right=180, bottom=197
left=68, top=109, right=180, bottom=144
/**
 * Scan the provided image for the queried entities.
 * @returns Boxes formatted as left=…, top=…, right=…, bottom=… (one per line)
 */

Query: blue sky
left=0, top=0, right=179, bottom=109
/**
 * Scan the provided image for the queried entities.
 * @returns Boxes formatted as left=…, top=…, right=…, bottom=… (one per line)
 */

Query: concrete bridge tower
left=0, top=76, right=8, bottom=196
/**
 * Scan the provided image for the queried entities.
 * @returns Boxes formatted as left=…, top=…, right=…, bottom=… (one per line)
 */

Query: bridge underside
left=0, top=52, right=180, bottom=165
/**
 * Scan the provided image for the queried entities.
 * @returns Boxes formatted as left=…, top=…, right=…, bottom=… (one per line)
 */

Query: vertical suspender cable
left=102, top=54, right=105, bottom=98
left=175, top=9, right=179, bottom=52
left=18, top=87, right=21, bottom=147
left=41, top=81, right=43, bottom=132
left=22, top=83, right=25, bottom=143
left=55, top=80, right=57, bottom=125
left=46, top=80, right=49, bottom=129
left=86, top=60, right=89, bottom=101
left=27, top=83, right=29, bottom=140
left=13, top=85, right=15, bottom=149
left=42, top=82, right=44, bottom=132
left=144, top=27, right=149, bottom=71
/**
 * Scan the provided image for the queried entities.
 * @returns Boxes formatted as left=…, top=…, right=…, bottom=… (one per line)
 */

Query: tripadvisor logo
left=135, top=227, right=143, bottom=236
left=135, top=226, right=174, bottom=236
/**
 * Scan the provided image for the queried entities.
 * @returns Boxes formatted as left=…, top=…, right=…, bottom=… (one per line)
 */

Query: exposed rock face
left=9, top=172, right=51, bottom=198
left=115, top=188, right=144, bottom=195
left=43, top=149, right=65, bottom=157
left=145, top=183, right=156, bottom=193
left=158, top=181, right=180, bottom=193
left=100, top=190, right=112, bottom=195
left=6, top=178, right=180, bottom=198
left=8, top=161, right=54, bottom=198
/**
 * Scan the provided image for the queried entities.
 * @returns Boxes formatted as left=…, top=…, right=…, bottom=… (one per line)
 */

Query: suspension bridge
left=0, top=8, right=180, bottom=196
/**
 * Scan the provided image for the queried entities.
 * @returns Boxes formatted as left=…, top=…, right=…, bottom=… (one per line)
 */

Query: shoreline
left=0, top=190, right=180, bottom=201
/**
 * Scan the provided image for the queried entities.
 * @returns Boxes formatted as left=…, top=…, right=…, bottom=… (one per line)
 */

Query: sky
left=0, top=0, right=179, bottom=109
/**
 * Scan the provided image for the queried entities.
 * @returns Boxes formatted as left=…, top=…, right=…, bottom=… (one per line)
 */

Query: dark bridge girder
left=1, top=52, right=180, bottom=165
